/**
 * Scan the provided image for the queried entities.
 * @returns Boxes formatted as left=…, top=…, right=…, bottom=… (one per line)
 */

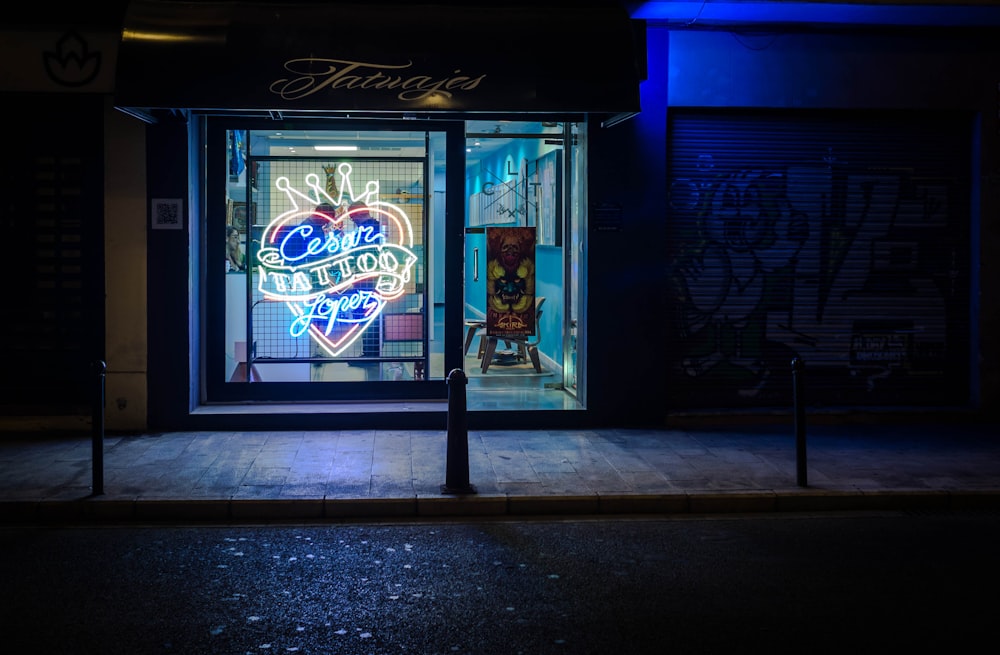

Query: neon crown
left=274, top=162, right=379, bottom=211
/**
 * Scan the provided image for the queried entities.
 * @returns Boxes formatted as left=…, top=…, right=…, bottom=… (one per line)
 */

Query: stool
left=464, top=319, right=486, bottom=357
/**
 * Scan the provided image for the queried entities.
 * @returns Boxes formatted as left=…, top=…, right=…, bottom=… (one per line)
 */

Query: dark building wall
left=585, top=28, right=670, bottom=426
left=619, top=26, right=1000, bottom=417
left=8, top=6, right=1000, bottom=431
left=146, top=119, right=193, bottom=428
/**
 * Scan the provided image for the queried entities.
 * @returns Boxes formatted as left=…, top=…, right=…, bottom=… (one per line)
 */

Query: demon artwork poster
left=485, top=227, right=536, bottom=338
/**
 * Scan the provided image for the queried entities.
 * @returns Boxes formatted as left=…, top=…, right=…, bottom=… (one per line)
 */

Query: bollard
left=92, top=360, right=106, bottom=496
left=441, top=368, right=477, bottom=494
left=792, top=357, right=807, bottom=487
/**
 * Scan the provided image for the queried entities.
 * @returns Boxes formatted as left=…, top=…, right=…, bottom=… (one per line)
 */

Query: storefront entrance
left=209, top=119, right=584, bottom=412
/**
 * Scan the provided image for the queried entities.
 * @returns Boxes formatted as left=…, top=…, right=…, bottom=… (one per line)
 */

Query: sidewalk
left=2, top=420, right=999, bottom=523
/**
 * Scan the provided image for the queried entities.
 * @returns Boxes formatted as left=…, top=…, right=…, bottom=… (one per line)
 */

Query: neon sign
left=256, top=163, right=417, bottom=357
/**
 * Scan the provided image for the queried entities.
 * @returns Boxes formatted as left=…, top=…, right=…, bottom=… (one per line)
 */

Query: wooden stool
left=464, top=319, right=486, bottom=357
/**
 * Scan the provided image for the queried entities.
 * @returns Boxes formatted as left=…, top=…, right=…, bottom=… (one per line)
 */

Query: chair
left=480, top=297, right=546, bottom=374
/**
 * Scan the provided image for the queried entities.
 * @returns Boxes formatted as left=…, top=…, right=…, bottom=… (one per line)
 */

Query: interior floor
left=215, top=305, right=582, bottom=413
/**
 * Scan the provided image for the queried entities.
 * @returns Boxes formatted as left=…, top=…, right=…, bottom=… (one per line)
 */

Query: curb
left=3, top=489, right=999, bottom=524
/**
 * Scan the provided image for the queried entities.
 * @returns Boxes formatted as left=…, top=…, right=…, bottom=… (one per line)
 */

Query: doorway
left=211, top=120, right=583, bottom=412
left=463, top=120, right=582, bottom=409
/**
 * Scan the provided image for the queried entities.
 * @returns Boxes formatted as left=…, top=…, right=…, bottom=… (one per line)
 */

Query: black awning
left=114, top=0, right=645, bottom=115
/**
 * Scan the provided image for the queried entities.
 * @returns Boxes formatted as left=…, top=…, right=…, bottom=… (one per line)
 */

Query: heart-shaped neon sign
left=256, top=164, right=417, bottom=357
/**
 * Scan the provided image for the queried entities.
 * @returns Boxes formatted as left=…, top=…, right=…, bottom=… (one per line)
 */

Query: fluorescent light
left=314, top=145, right=359, bottom=151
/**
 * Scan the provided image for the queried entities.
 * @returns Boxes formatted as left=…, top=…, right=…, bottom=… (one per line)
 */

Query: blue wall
left=667, top=30, right=995, bottom=109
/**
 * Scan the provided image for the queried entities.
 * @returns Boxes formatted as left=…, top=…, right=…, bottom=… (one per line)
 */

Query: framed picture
left=531, top=150, right=562, bottom=246
left=230, top=201, right=255, bottom=232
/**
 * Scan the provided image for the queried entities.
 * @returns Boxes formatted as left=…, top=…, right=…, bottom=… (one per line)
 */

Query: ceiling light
left=314, top=145, right=359, bottom=151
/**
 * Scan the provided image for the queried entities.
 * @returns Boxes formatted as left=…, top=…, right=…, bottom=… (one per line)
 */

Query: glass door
left=463, top=120, right=585, bottom=411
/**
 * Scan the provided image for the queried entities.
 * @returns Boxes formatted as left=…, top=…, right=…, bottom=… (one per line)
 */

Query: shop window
left=223, top=129, right=434, bottom=385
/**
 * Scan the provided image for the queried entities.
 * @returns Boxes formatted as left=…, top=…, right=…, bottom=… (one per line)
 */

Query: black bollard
left=441, top=368, right=477, bottom=494
left=92, top=360, right=106, bottom=496
left=792, top=357, right=807, bottom=487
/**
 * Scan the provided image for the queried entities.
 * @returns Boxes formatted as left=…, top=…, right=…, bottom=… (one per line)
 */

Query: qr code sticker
left=151, top=198, right=183, bottom=230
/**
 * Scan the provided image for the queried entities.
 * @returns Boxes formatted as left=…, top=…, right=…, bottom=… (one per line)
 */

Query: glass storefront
left=209, top=119, right=585, bottom=412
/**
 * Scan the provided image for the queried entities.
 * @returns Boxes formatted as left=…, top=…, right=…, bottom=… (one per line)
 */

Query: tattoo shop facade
left=6, top=2, right=997, bottom=434
left=114, top=0, right=647, bottom=430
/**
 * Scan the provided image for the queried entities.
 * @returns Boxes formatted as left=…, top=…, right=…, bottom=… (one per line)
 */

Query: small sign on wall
left=151, top=198, right=184, bottom=230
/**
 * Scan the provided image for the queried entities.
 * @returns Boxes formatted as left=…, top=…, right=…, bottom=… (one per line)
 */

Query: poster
left=485, top=226, right=536, bottom=338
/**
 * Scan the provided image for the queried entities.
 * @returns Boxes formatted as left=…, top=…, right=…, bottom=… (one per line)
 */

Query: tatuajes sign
left=115, top=1, right=642, bottom=113
left=269, top=58, right=486, bottom=104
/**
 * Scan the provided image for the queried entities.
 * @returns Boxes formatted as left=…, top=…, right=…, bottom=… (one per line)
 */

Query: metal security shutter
left=665, top=110, right=970, bottom=411
left=0, top=94, right=105, bottom=416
